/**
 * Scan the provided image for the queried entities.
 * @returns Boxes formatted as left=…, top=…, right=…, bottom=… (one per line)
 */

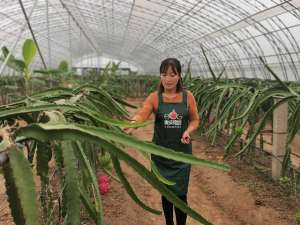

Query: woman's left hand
left=181, top=130, right=191, bottom=144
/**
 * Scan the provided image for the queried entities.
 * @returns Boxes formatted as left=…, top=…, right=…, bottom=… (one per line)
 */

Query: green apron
left=152, top=90, right=192, bottom=196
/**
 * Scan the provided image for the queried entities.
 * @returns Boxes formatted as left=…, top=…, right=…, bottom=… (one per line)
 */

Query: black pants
left=161, top=195, right=187, bottom=225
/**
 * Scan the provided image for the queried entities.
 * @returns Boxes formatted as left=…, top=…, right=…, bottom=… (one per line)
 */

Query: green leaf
left=18, top=123, right=231, bottom=171
left=9, top=147, right=38, bottom=225
left=0, top=103, right=147, bottom=129
left=23, top=39, right=37, bottom=67
left=73, top=142, right=104, bottom=225
left=259, top=56, right=297, bottom=95
left=111, top=155, right=161, bottom=215
left=79, top=186, right=97, bottom=221
left=288, top=103, right=300, bottom=144
left=61, top=141, right=80, bottom=225
left=235, top=95, right=296, bottom=157
left=3, top=155, right=25, bottom=225
left=104, top=141, right=212, bottom=225
left=140, top=151, right=175, bottom=185
left=34, top=69, right=62, bottom=76
left=73, top=84, right=129, bottom=117
left=27, top=141, right=36, bottom=164
left=201, top=45, right=216, bottom=82
left=53, top=143, right=67, bottom=218
left=112, top=97, right=137, bottom=109
left=0, top=46, right=25, bottom=72
left=1, top=46, right=10, bottom=58
left=22, top=127, right=211, bottom=225
left=36, top=141, right=52, bottom=223
left=53, top=142, right=64, bottom=178
left=151, top=161, right=176, bottom=186
left=281, top=147, right=291, bottom=177
left=36, top=141, right=51, bottom=183
left=231, top=90, right=259, bottom=121
left=58, top=61, right=69, bottom=72
left=14, top=59, right=26, bottom=71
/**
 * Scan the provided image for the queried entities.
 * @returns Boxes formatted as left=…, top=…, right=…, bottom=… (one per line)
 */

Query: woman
left=124, top=58, right=199, bottom=225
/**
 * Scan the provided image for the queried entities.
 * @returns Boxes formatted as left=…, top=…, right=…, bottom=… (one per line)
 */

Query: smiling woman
left=159, top=59, right=182, bottom=93
left=123, top=58, right=200, bottom=225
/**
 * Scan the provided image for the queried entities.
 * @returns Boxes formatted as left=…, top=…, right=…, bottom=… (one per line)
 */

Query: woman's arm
left=181, top=91, right=200, bottom=144
left=123, top=92, right=156, bottom=134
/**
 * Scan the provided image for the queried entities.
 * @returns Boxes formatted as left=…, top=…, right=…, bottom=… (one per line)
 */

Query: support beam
left=79, top=29, right=82, bottom=68
left=59, top=0, right=100, bottom=55
left=46, top=0, right=52, bottom=68
left=68, top=14, right=73, bottom=67
left=272, top=97, right=288, bottom=180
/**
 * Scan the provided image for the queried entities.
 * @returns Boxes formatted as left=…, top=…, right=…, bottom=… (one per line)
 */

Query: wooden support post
left=272, top=98, right=288, bottom=180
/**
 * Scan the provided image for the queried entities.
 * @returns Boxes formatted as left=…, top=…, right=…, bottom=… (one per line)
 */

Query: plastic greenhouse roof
left=1, top=0, right=300, bottom=80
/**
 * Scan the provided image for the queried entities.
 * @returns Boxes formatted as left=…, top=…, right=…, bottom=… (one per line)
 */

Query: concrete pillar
left=272, top=98, right=288, bottom=180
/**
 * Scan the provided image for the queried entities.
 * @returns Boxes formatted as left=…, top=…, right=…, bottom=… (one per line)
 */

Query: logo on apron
left=163, top=109, right=183, bottom=128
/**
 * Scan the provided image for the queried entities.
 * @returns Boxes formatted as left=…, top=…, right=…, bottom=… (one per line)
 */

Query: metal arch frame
left=119, top=0, right=135, bottom=55
left=64, top=0, right=214, bottom=52
left=162, top=13, right=248, bottom=78
left=1, top=0, right=300, bottom=78
left=188, top=0, right=298, bottom=80
left=149, top=0, right=208, bottom=46
left=264, top=0, right=300, bottom=80
left=219, top=0, right=300, bottom=80
left=135, top=1, right=256, bottom=78
left=157, top=1, right=297, bottom=74
left=58, top=0, right=100, bottom=55
left=0, top=0, right=40, bottom=75
left=11, top=0, right=99, bottom=68
left=205, top=2, right=262, bottom=79
left=250, top=0, right=294, bottom=80
left=127, top=0, right=176, bottom=56
left=44, top=0, right=165, bottom=55
left=0, top=0, right=247, bottom=71
left=0, top=10, right=78, bottom=65
left=62, top=0, right=300, bottom=79
left=161, top=1, right=264, bottom=77
left=270, top=5, right=300, bottom=80
left=46, top=0, right=52, bottom=68
left=101, top=0, right=110, bottom=52
left=0, top=3, right=88, bottom=55
left=230, top=0, right=299, bottom=81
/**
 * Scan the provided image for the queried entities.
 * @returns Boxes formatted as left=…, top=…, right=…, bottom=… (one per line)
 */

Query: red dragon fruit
left=99, top=182, right=109, bottom=194
left=98, top=175, right=109, bottom=184
left=98, top=175, right=109, bottom=194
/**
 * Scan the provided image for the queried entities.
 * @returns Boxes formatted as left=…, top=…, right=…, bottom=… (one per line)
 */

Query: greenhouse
left=1, top=0, right=300, bottom=224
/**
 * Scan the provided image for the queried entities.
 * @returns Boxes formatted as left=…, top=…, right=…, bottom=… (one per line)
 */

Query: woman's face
left=160, top=66, right=180, bottom=92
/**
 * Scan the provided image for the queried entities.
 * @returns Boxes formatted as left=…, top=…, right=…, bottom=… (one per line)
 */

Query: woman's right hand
left=123, top=120, right=137, bottom=135
left=123, top=127, right=135, bottom=135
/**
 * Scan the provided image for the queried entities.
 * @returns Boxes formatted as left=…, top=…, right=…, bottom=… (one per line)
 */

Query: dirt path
left=102, top=98, right=299, bottom=225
